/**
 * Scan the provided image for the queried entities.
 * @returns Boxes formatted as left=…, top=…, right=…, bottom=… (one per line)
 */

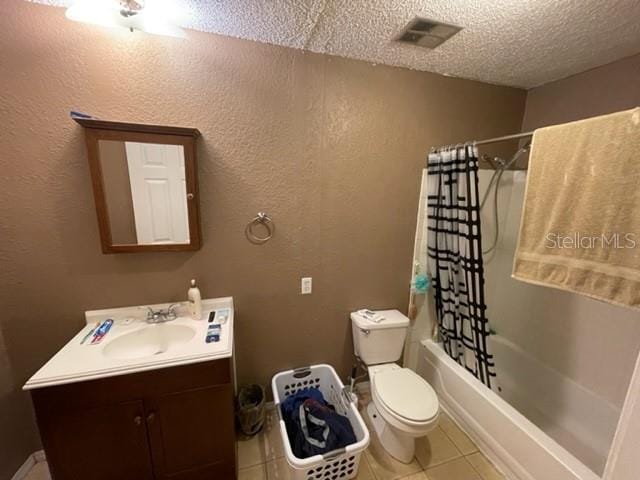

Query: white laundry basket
left=272, top=364, right=370, bottom=480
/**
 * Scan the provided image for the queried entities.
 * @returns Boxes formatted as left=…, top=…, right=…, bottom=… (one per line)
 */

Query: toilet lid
left=375, top=368, right=438, bottom=422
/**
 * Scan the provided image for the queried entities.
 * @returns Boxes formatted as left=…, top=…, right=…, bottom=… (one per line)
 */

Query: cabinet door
left=36, top=400, right=154, bottom=480
left=146, top=384, right=236, bottom=480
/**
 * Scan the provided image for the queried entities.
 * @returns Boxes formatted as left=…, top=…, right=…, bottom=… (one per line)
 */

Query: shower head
left=481, top=154, right=506, bottom=170
left=508, top=141, right=532, bottom=169
left=481, top=141, right=531, bottom=171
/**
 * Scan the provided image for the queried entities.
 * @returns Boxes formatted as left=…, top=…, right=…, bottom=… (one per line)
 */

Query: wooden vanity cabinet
left=31, top=359, right=236, bottom=480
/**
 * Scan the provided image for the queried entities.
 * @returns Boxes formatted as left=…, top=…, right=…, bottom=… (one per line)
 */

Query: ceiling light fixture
left=65, top=0, right=186, bottom=38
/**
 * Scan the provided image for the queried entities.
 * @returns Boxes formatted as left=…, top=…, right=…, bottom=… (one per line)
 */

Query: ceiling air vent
left=395, top=17, right=462, bottom=49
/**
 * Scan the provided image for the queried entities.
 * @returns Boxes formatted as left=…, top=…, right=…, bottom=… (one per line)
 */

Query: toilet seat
left=373, top=367, right=439, bottom=426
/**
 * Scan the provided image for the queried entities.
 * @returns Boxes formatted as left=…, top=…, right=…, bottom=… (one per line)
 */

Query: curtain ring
left=245, top=212, right=274, bottom=244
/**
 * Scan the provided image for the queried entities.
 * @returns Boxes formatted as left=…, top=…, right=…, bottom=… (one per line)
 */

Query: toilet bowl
left=351, top=309, right=440, bottom=463
left=367, top=364, right=439, bottom=462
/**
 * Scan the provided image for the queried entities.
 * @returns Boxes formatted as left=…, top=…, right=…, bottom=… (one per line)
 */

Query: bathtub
left=417, top=339, right=603, bottom=480
left=488, top=335, right=619, bottom=475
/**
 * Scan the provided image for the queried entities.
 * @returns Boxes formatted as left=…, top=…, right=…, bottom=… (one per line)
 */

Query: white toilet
left=351, top=309, right=439, bottom=463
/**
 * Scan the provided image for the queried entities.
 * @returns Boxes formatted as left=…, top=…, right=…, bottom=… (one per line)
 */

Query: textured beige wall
left=523, top=53, right=640, bottom=129
left=0, top=0, right=526, bottom=473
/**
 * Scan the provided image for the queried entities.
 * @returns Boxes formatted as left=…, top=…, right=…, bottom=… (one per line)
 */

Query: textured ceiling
left=32, top=0, right=640, bottom=88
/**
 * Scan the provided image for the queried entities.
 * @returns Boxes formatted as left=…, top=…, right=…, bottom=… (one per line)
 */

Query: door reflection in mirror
left=99, top=140, right=190, bottom=245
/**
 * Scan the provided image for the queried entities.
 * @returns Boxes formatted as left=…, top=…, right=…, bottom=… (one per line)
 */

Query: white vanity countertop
left=24, top=297, right=234, bottom=390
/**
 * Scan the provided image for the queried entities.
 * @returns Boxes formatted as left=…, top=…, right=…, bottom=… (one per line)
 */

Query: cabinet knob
left=134, top=415, right=142, bottom=426
left=146, top=412, right=156, bottom=424
left=186, top=193, right=194, bottom=200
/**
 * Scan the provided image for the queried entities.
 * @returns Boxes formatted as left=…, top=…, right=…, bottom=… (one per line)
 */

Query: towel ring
left=246, top=212, right=274, bottom=244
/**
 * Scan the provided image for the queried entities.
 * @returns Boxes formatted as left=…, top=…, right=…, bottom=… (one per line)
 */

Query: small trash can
left=237, top=384, right=266, bottom=436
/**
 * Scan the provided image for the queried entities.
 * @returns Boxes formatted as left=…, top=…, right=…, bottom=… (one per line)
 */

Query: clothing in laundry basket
left=281, top=387, right=326, bottom=419
left=281, top=387, right=356, bottom=459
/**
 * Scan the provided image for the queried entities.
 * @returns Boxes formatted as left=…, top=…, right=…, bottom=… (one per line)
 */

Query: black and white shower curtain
left=426, top=145, right=495, bottom=387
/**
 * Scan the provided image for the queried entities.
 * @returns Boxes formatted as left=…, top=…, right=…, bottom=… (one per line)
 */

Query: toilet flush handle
left=360, top=328, right=371, bottom=336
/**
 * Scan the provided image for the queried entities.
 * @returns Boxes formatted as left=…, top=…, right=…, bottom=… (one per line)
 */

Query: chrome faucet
left=145, top=304, right=180, bottom=324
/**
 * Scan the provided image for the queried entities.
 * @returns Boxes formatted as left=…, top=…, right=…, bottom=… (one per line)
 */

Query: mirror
left=76, top=118, right=201, bottom=253
left=99, top=140, right=191, bottom=246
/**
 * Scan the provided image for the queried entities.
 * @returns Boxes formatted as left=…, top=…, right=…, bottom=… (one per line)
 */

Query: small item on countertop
left=80, top=322, right=100, bottom=345
left=356, top=309, right=385, bottom=323
left=90, top=319, right=114, bottom=345
left=208, top=309, right=231, bottom=324
left=188, top=279, right=203, bottom=320
left=214, top=308, right=230, bottom=324
left=206, top=323, right=221, bottom=343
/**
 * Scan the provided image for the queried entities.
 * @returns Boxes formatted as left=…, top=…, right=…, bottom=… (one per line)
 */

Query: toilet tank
left=351, top=310, right=410, bottom=365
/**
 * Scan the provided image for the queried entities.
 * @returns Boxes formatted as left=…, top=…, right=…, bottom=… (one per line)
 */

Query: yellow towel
left=513, top=107, right=640, bottom=308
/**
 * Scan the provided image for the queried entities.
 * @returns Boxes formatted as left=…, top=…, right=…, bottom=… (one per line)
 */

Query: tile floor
left=24, top=395, right=505, bottom=480
left=237, top=393, right=506, bottom=480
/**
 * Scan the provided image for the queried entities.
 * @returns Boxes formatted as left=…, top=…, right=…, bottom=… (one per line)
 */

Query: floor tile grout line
left=363, top=450, right=383, bottom=480
left=461, top=454, right=487, bottom=480
left=421, top=454, right=496, bottom=480
left=432, top=424, right=465, bottom=462
left=435, top=413, right=502, bottom=479
left=416, top=440, right=465, bottom=472
left=440, top=413, right=479, bottom=454
left=360, top=452, right=381, bottom=480
left=395, top=472, right=425, bottom=480
left=464, top=451, right=505, bottom=480
left=238, top=461, right=268, bottom=478
left=437, top=421, right=479, bottom=457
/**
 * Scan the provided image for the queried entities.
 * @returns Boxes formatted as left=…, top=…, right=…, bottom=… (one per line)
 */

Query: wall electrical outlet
left=301, top=277, right=312, bottom=294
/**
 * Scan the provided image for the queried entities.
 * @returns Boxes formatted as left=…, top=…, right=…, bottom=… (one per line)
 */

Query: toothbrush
left=80, top=322, right=100, bottom=345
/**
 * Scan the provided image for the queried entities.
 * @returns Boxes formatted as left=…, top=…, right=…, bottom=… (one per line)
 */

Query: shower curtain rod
left=431, top=130, right=534, bottom=153
left=475, top=131, right=533, bottom=146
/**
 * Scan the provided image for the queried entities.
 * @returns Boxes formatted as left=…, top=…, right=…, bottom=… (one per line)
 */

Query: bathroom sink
left=24, top=297, right=234, bottom=390
left=103, top=324, right=196, bottom=360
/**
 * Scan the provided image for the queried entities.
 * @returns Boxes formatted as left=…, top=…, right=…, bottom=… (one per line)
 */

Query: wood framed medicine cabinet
left=75, top=118, right=202, bottom=253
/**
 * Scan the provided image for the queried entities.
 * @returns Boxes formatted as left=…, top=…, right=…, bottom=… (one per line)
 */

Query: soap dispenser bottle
left=188, top=279, right=202, bottom=320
